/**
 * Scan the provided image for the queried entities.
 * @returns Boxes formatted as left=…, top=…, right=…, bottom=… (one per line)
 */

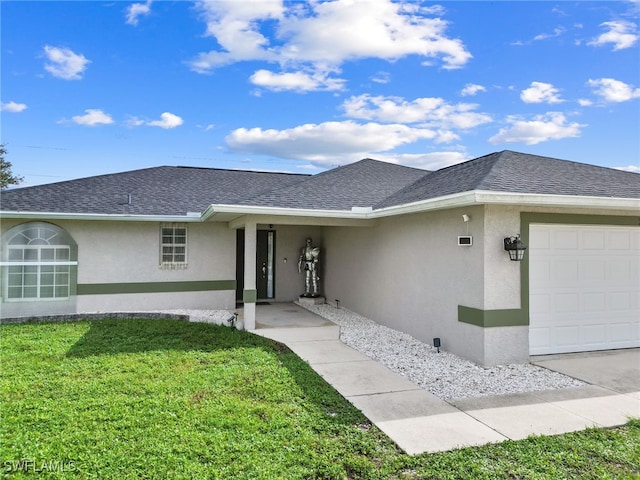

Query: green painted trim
left=521, top=213, right=639, bottom=227
left=458, top=305, right=528, bottom=328
left=243, top=289, right=257, bottom=303
left=77, top=280, right=236, bottom=296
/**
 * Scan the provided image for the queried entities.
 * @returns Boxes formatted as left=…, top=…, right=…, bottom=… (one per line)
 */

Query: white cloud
left=1, top=101, right=27, bottom=113
left=125, top=112, right=184, bottom=128
left=578, top=98, right=593, bottom=107
left=489, top=112, right=585, bottom=145
left=147, top=112, right=184, bottom=129
left=276, top=1, right=471, bottom=68
left=126, top=0, right=152, bottom=26
left=71, top=109, right=114, bottom=126
left=189, top=0, right=471, bottom=89
left=615, top=165, right=640, bottom=173
left=189, top=0, right=283, bottom=71
left=521, top=82, right=563, bottom=104
left=125, top=115, right=145, bottom=128
left=372, top=150, right=468, bottom=170
left=589, top=21, right=638, bottom=50
left=371, top=71, right=391, bottom=84
left=225, top=120, right=441, bottom=164
left=587, top=78, right=640, bottom=102
left=460, top=83, right=486, bottom=96
left=43, top=45, right=90, bottom=80
left=512, top=26, right=566, bottom=46
left=250, top=68, right=345, bottom=92
left=533, top=27, right=566, bottom=41
left=342, top=94, right=492, bottom=130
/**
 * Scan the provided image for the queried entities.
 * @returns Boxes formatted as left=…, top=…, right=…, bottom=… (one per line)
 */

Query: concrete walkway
left=253, top=304, right=640, bottom=455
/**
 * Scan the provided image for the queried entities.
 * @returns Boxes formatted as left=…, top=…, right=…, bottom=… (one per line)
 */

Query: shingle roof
left=2, top=151, right=637, bottom=217
left=237, top=158, right=429, bottom=210
left=0, top=166, right=307, bottom=216
left=376, top=150, right=640, bottom=208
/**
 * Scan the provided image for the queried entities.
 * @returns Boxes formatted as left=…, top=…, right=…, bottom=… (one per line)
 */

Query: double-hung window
left=160, top=223, right=187, bottom=269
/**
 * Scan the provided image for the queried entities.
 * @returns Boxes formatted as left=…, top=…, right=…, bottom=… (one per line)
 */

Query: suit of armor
left=298, top=238, right=320, bottom=297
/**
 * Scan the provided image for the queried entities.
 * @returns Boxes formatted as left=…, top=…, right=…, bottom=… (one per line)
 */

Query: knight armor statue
left=298, top=238, right=320, bottom=297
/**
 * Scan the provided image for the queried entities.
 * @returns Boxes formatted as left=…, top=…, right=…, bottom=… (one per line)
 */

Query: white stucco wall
left=323, top=206, right=488, bottom=363
left=476, top=204, right=638, bottom=364
left=483, top=205, right=522, bottom=310
left=0, top=219, right=236, bottom=317
left=69, top=221, right=234, bottom=284
left=4, top=205, right=637, bottom=362
left=323, top=205, right=639, bottom=366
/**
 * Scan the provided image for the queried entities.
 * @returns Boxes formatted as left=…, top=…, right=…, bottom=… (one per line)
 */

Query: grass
left=1, top=319, right=638, bottom=479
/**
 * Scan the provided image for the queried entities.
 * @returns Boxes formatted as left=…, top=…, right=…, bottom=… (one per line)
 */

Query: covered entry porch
left=207, top=211, right=376, bottom=330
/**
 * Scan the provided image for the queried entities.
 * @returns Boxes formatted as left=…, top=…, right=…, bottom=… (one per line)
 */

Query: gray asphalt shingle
left=237, top=158, right=430, bottom=210
left=0, top=166, right=307, bottom=216
left=376, top=150, right=640, bottom=208
left=1, top=151, right=637, bottom=216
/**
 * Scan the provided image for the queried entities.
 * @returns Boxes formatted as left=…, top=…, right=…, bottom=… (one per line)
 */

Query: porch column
left=243, top=221, right=257, bottom=330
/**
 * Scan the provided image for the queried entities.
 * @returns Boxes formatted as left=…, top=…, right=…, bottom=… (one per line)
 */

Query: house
left=1, top=150, right=638, bottom=366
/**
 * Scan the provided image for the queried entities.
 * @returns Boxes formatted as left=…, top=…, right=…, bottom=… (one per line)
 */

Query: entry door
left=256, top=230, right=275, bottom=300
left=236, top=230, right=275, bottom=302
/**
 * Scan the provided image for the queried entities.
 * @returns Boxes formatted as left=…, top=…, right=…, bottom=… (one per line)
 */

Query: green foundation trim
left=458, top=305, right=528, bottom=328
left=243, top=289, right=257, bottom=303
left=77, top=280, right=236, bottom=296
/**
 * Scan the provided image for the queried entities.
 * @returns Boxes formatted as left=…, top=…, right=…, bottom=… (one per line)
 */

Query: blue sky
left=2, top=1, right=639, bottom=187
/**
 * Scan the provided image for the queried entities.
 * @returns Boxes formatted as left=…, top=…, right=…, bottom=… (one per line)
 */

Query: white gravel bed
left=297, top=302, right=585, bottom=401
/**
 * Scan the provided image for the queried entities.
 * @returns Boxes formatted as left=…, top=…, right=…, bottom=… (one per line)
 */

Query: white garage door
left=529, top=224, right=640, bottom=355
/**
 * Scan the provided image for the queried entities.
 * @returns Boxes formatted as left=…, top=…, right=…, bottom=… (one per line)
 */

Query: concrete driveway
left=532, top=348, right=640, bottom=394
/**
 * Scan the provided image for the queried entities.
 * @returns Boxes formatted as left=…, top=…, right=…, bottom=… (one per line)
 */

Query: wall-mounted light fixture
left=504, top=234, right=527, bottom=261
left=459, top=214, right=472, bottom=245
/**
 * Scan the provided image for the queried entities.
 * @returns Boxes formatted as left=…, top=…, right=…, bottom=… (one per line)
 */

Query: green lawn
left=1, top=319, right=638, bottom=479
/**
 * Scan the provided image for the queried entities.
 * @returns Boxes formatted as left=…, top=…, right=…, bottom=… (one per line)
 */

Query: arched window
left=1, top=222, right=78, bottom=301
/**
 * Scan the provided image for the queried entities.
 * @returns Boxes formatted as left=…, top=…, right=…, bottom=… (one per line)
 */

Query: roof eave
left=3, top=191, right=637, bottom=224
left=373, top=190, right=640, bottom=217
left=201, top=204, right=373, bottom=221
left=0, top=211, right=203, bottom=222
left=474, top=190, right=640, bottom=211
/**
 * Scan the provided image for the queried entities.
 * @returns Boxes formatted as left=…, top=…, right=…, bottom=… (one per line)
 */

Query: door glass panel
left=267, top=231, right=274, bottom=298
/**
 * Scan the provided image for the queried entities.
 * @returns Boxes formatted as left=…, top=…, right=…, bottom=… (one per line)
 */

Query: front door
left=256, top=230, right=275, bottom=300
left=236, top=230, right=275, bottom=302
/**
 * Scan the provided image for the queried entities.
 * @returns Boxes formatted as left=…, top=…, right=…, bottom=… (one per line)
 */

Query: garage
left=529, top=224, right=640, bottom=355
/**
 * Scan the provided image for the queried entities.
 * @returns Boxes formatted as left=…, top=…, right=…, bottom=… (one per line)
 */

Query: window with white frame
left=2, top=223, right=78, bottom=301
left=160, top=223, right=187, bottom=269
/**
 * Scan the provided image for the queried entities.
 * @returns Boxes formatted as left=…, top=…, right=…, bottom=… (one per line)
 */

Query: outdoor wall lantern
left=503, top=234, right=527, bottom=261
